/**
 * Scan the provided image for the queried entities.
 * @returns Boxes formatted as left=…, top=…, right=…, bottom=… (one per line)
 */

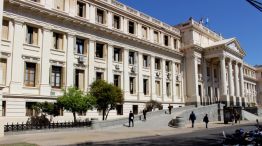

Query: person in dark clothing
left=129, top=111, right=134, bottom=127
left=203, top=114, right=209, bottom=128
left=168, top=104, right=172, bottom=114
left=189, top=111, right=196, bottom=128
left=142, top=109, right=147, bottom=121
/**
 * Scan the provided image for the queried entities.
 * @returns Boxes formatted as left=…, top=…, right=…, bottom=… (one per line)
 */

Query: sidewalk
left=0, top=120, right=253, bottom=146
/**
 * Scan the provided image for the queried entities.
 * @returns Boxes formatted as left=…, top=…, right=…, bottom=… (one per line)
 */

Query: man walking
left=203, top=114, right=209, bottom=128
left=129, top=111, right=134, bottom=127
left=142, top=109, right=147, bottom=121
left=189, top=111, right=196, bottom=128
left=168, top=104, right=172, bottom=114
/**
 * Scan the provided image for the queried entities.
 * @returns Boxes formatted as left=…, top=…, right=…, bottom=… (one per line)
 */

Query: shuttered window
left=51, top=66, right=62, bottom=88
left=2, top=20, right=8, bottom=40
left=26, top=26, right=38, bottom=45
left=75, top=69, right=85, bottom=91
left=24, top=62, right=36, bottom=87
left=0, top=59, right=7, bottom=85
left=53, top=32, right=63, bottom=50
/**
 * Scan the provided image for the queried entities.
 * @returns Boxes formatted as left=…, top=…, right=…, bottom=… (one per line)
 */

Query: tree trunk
left=105, top=109, right=110, bottom=120
left=73, top=112, right=76, bottom=123
left=102, top=109, right=105, bottom=120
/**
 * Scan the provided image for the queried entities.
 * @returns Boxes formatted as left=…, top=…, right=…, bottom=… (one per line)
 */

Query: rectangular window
left=174, top=39, right=177, bottom=49
left=175, top=63, right=180, bottom=74
left=214, top=68, right=217, bottom=78
left=129, top=77, right=135, bottom=94
left=142, top=26, right=147, bottom=39
left=114, top=74, right=121, bottom=87
left=176, top=84, right=180, bottom=97
left=96, top=9, right=105, bottom=24
left=95, top=43, right=104, bottom=58
left=132, top=105, right=138, bottom=115
left=51, top=66, right=62, bottom=88
left=116, top=104, right=123, bottom=115
left=53, top=32, right=63, bottom=50
left=2, top=20, right=9, bottom=40
left=26, top=25, right=38, bottom=45
left=155, top=81, right=161, bottom=96
left=166, top=82, right=171, bottom=97
left=207, top=67, right=210, bottom=77
left=164, top=35, right=169, bottom=46
left=96, top=72, right=103, bottom=80
left=166, top=61, right=171, bottom=72
left=0, top=59, right=7, bottom=85
left=113, top=48, right=122, bottom=62
left=77, top=1, right=86, bottom=18
left=75, top=69, right=85, bottom=91
left=128, top=21, right=135, bottom=34
left=129, top=52, right=135, bottom=65
left=143, top=55, right=149, bottom=68
left=76, top=38, right=85, bottom=54
left=2, top=101, right=6, bottom=116
left=24, top=62, right=36, bottom=87
left=154, top=31, right=159, bottom=43
left=113, top=15, right=120, bottom=29
left=143, top=79, right=149, bottom=95
left=54, top=0, right=65, bottom=11
left=26, top=102, right=38, bottom=116
left=155, top=58, right=161, bottom=70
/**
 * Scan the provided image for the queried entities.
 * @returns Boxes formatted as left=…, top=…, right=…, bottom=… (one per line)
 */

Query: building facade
left=0, top=0, right=260, bottom=123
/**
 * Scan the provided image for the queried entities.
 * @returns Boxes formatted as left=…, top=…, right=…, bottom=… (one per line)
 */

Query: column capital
left=219, top=55, right=226, bottom=60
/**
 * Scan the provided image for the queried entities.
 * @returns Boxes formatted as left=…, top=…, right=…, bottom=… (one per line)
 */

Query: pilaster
left=10, top=20, right=24, bottom=94
left=172, top=61, right=177, bottom=102
left=138, top=52, right=143, bottom=100
left=150, top=56, right=156, bottom=100
left=162, top=59, right=166, bottom=101
left=107, top=44, right=113, bottom=83
left=66, top=33, right=75, bottom=87
left=123, top=49, right=129, bottom=97
left=40, top=27, right=52, bottom=95
left=88, top=39, right=95, bottom=87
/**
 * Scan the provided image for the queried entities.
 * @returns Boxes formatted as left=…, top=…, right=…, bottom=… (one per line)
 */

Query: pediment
left=225, top=39, right=246, bottom=56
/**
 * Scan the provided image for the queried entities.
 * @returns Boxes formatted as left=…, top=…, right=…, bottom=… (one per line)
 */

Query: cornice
left=6, top=0, right=184, bottom=57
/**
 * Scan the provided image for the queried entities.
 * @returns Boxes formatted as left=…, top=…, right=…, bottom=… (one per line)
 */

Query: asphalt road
left=72, top=123, right=256, bottom=146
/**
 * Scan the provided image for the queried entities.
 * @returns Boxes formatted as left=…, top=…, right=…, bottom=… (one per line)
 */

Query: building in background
left=0, top=0, right=260, bottom=123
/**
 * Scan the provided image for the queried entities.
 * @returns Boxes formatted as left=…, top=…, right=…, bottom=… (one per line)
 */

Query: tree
left=57, top=87, right=95, bottom=123
left=33, top=101, right=61, bottom=122
left=90, top=80, right=123, bottom=120
left=145, top=100, right=163, bottom=112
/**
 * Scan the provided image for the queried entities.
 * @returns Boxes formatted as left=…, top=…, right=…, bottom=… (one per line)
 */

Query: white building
left=0, top=0, right=260, bottom=123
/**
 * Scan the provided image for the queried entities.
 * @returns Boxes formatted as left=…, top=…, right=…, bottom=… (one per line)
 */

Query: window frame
left=51, top=66, right=62, bottom=89
left=24, top=62, right=36, bottom=87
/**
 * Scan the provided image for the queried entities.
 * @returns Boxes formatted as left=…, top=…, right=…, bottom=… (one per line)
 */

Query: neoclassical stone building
left=0, top=0, right=260, bottom=123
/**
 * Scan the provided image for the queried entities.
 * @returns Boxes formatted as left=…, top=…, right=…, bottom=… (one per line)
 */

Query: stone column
left=150, top=56, right=156, bottom=100
left=66, top=33, right=75, bottom=87
left=234, top=62, right=240, bottom=98
left=228, top=59, right=235, bottom=105
left=0, top=0, right=4, bottom=137
left=123, top=49, right=129, bottom=97
left=172, top=62, right=177, bottom=102
left=220, top=56, right=227, bottom=104
left=239, top=63, right=244, bottom=97
left=10, top=20, right=24, bottom=94
left=107, top=11, right=113, bottom=29
left=138, top=52, right=143, bottom=100
left=40, top=27, right=52, bottom=95
left=107, top=44, right=113, bottom=83
left=162, top=59, right=166, bottom=101
left=88, top=39, right=95, bottom=87
left=203, top=59, right=208, bottom=105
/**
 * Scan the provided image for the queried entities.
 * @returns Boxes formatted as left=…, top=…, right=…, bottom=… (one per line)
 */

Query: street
left=76, top=123, right=256, bottom=146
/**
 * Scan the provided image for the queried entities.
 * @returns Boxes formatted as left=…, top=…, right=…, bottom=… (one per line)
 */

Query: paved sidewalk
left=0, top=120, right=252, bottom=146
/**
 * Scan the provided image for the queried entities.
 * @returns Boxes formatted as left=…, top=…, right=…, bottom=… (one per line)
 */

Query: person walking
left=203, top=114, right=209, bottom=128
left=168, top=104, right=172, bottom=114
left=129, top=111, right=134, bottom=127
left=142, top=109, right=147, bottom=121
left=231, top=113, right=235, bottom=125
left=189, top=111, right=196, bottom=128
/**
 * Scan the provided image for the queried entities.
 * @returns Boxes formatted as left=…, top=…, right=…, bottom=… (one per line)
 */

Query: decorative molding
left=22, top=55, right=40, bottom=62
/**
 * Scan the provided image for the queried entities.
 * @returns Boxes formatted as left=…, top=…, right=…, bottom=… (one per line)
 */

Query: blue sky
left=118, top=0, right=262, bottom=65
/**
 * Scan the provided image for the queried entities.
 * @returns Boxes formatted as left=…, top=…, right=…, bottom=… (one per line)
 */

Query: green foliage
left=90, top=80, right=123, bottom=120
left=145, top=100, right=163, bottom=112
left=57, top=87, right=95, bottom=122
left=33, top=101, right=60, bottom=117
